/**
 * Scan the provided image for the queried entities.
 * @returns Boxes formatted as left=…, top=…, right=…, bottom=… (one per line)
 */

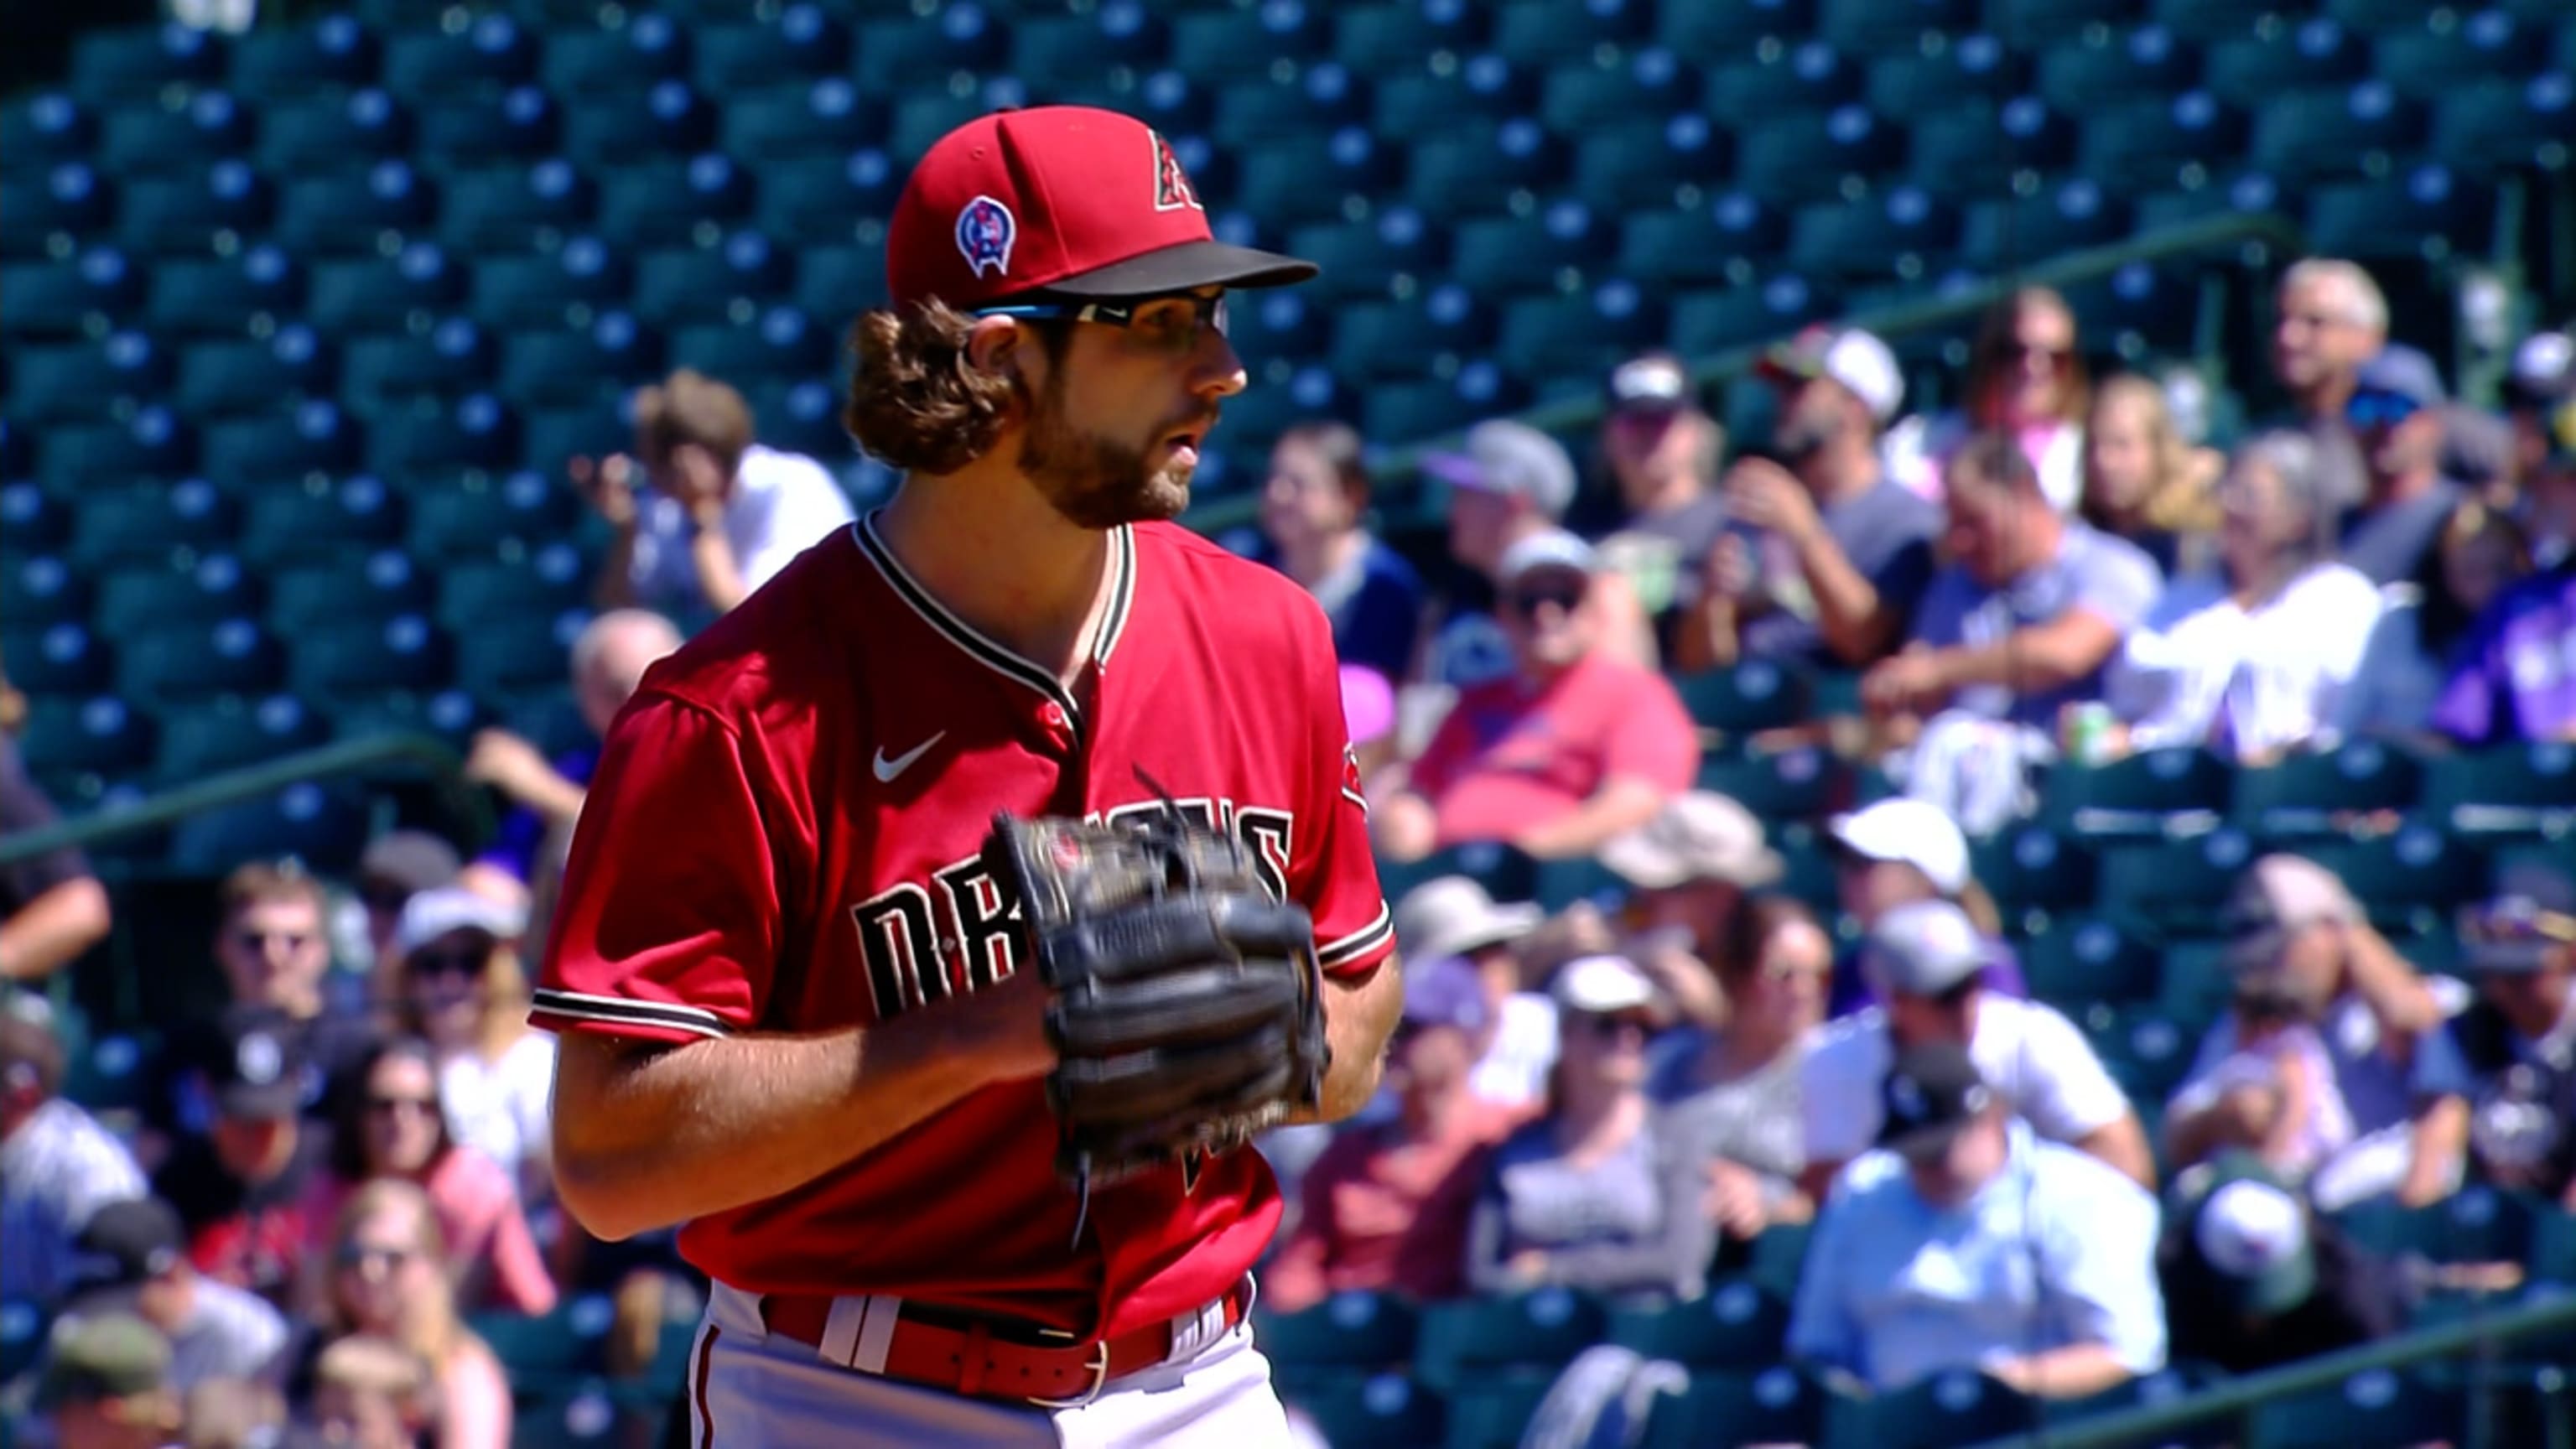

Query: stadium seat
left=754, top=150, right=903, bottom=248
left=2338, top=1185, right=2542, bottom=1274
left=596, top=155, right=756, bottom=251
left=0, top=482, right=68, bottom=553
left=631, top=233, right=793, bottom=327
left=2036, top=23, right=2204, bottom=113
left=1705, top=39, right=1864, bottom=128
left=1254, top=1292, right=1419, bottom=1384
left=854, top=4, right=1012, bottom=93
left=382, top=14, right=538, bottom=101
left=1291, top=1372, right=1446, bottom=1449
left=699, top=6, right=852, bottom=92
left=500, top=314, right=664, bottom=411
left=670, top=306, right=837, bottom=387
left=1373, top=56, right=1538, bottom=143
left=1329, top=284, right=1498, bottom=383
left=2205, top=18, right=2371, bottom=106
left=1569, top=112, right=1729, bottom=211
left=2433, top=75, right=2576, bottom=177
left=343, top=319, right=496, bottom=409
left=228, top=15, right=377, bottom=98
left=1786, top=188, right=1961, bottom=283
left=2303, top=825, right=2490, bottom=933
left=1, top=163, right=116, bottom=258
left=1669, top=273, right=1835, bottom=358
left=330, top=686, right=487, bottom=753
left=2418, top=741, right=2576, bottom=839
left=2250, top=80, right=2430, bottom=184
left=1169, top=3, right=1329, bottom=84
left=1405, top=120, right=1566, bottom=216
left=18, top=697, right=158, bottom=782
left=255, top=88, right=413, bottom=177
left=790, top=242, right=889, bottom=320
left=39, top=407, right=194, bottom=486
left=1445, top=1372, right=1562, bottom=1449
left=2059, top=260, right=2203, bottom=356
left=70, top=23, right=227, bottom=103
left=454, top=610, right=587, bottom=697
left=2086, top=1005, right=2199, bottom=1102
left=1, top=93, right=99, bottom=170
left=439, top=161, right=598, bottom=254
left=308, top=244, right=470, bottom=335
left=2376, top=10, right=2547, bottom=102
left=93, top=554, right=257, bottom=638
left=719, top=78, right=883, bottom=161
left=521, top=399, right=631, bottom=478
left=1639, top=1367, right=1826, bottom=1449
left=148, top=245, right=304, bottom=336
left=740, top=380, right=851, bottom=465
left=118, top=617, right=284, bottom=703
left=1605, top=1280, right=1789, bottom=1369
left=2020, top=914, right=2163, bottom=1008
left=1236, top=128, right=1401, bottom=227
left=157, top=694, right=332, bottom=781
left=2227, top=740, right=2424, bottom=839
left=417, top=86, right=560, bottom=169
left=1337, top=0, right=1491, bottom=73
left=1970, top=825, right=2098, bottom=926
left=2241, top=1368, right=2464, bottom=1449
left=170, top=781, right=369, bottom=875
left=240, top=476, right=407, bottom=570
left=1541, top=49, right=1698, bottom=136
left=117, top=162, right=277, bottom=257
left=201, top=402, right=366, bottom=486
left=543, top=13, right=688, bottom=98
left=1961, top=180, right=2132, bottom=273
left=1820, top=0, right=1980, bottom=57
left=1414, top=1289, right=1606, bottom=1396
left=176, top=326, right=336, bottom=420
left=1746, top=1220, right=1815, bottom=1306
left=98, top=90, right=252, bottom=177
left=495, top=686, right=589, bottom=760
left=0, top=558, right=91, bottom=632
left=437, top=544, right=591, bottom=634
left=368, top=395, right=521, bottom=480
left=1010, top=3, right=1168, bottom=93
left=2081, top=91, right=2253, bottom=195
left=1737, top=103, right=1909, bottom=205
left=267, top=546, right=439, bottom=632
left=1498, top=280, right=1660, bottom=381
left=0, top=623, right=114, bottom=698
left=2038, top=748, right=2232, bottom=838
left=3, top=247, right=149, bottom=340
left=562, top=80, right=719, bottom=168
left=1822, top=1370, right=2037, bottom=1449
left=1213, top=68, right=1365, bottom=155
left=2306, top=164, right=2495, bottom=262
left=470, top=238, right=630, bottom=335
left=2096, top=827, right=2261, bottom=936
left=1908, top=98, right=2080, bottom=198
left=1619, top=192, right=1790, bottom=287
left=288, top=613, right=454, bottom=700
left=1671, top=661, right=1815, bottom=740
left=1866, top=33, right=2025, bottom=118
left=2153, top=937, right=2234, bottom=1037
left=8, top=331, right=172, bottom=426
left=1285, top=207, right=1444, bottom=302
left=1493, top=0, right=1654, bottom=65
left=1696, top=745, right=1843, bottom=822
left=1360, top=363, right=1531, bottom=447
left=274, top=161, right=439, bottom=256
left=68, top=479, right=236, bottom=569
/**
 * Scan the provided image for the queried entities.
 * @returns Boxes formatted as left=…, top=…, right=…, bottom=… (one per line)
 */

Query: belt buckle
left=1023, top=1332, right=1111, bottom=1410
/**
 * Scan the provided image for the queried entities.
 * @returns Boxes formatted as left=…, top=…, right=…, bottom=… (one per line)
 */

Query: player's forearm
left=1300, top=958, right=1404, bottom=1125
left=551, top=974, right=1051, bottom=1239
left=0, top=877, right=112, bottom=982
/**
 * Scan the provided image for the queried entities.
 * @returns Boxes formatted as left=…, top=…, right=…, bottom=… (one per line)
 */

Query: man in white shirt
left=578, top=368, right=858, bottom=624
left=1, top=992, right=146, bottom=1309
left=1800, top=900, right=2154, bottom=1199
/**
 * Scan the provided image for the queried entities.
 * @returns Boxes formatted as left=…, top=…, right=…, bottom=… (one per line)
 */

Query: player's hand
left=1860, top=649, right=1952, bottom=718
left=1703, top=1158, right=1770, bottom=1239
left=571, top=452, right=639, bottom=530
left=1721, top=458, right=1822, bottom=548
left=465, top=729, right=555, bottom=801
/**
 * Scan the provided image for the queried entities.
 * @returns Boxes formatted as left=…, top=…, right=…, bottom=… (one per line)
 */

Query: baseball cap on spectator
left=392, top=886, right=526, bottom=958
left=2348, top=345, right=2446, bottom=428
left=2, top=988, right=65, bottom=1095
left=1497, top=528, right=1597, bottom=585
left=1600, top=792, right=1784, bottom=892
left=67, top=1197, right=188, bottom=1296
left=2221, top=854, right=2360, bottom=974
left=34, top=1312, right=174, bottom=1419
left=2506, top=330, right=2575, bottom=408
left=1339, top=665, right=1395, bottom=750
left=886, top=106, right=1315, bottom=311
left=1828, top=799, right=1970, bottom=896
left=1876, top=1040, right=1993, bottom=1158
left=1862, top=900, right=1990, bottom=999
left=1394, top=877, right=1543, bottom=965
left=203, top=1007, right=308, bottom=1121
left=1551, top=954, right=1661, bottom=1017
left=357, top=831, right=459, bottom=913
left=1758, top=324, right=1903, bottom=426
left=2180, top=1154, right=2318, bottom=1317
left=2458, top=860, right=2576, bottom=975
left=1607, top=351, right=1696, bottom=416
left=1423, top=420, right=1579, bottom=521
left=2438, top=406, right=2516, bottom=494
left=1400, top=956, right=1489, bottom=1036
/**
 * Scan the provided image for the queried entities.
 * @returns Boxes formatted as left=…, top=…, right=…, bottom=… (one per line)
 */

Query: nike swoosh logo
left=872, top=732, right=945, bottom=783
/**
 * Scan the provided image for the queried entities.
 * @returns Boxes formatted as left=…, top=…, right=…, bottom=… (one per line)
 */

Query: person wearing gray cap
left=2402, top=861, right=2576, bottom=1207
left=62, top=1195, right=290, bottom=1394
left=2343, top=342, right=2470, bottom=588
left=2, top=989, right=148, bottom=1310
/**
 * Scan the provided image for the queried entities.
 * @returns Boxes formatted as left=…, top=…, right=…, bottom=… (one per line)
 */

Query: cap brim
left=1880, top=1116, right=1972, bottom=1159
left=220, top=1084, right=301, bottom=1119
left=1597, top=835, right=1688, bottom=891
left=1040, top=239, right=1317, bottom=299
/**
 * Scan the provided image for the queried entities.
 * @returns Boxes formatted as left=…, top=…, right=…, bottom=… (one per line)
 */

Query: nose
left=1193, top=330, right=1248, bottom=399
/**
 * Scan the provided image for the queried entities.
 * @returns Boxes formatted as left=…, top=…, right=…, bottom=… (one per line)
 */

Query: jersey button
left=1041, top=703, right=1068, bottom=733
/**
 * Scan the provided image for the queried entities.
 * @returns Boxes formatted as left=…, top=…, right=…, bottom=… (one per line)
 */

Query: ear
left=963, top=314, right=1027, bottom=382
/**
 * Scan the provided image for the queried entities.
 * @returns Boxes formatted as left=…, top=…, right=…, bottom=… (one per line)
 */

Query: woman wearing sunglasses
left=297, top=1037, right=555, bottom=1317
left=389, top=888, right=554, bottom=1209
left=1464, top=956, right=1715, bottom=1306
left=314, top=1179, right=511, bottom=1449
left=1889, top=287, right=2092, bottom=514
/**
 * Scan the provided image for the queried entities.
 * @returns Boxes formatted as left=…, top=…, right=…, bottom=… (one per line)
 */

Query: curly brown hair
left=843, top=299, right=1068, bottom=475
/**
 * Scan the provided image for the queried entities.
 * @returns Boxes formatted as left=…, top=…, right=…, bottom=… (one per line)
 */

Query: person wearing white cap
left=2160, top=1152, right=2400, bottom=1374
left=390, top=887, right=553, bottom=1197
left=1589, top=351, right=1732, bottom=641
left=1822, top=798, right=2024, bottom=1019
left=1678, top=322, right=1940, bottom=674
left=1374, top=529, right=1698, bottom=865
left=1391, top=876, right=1557, bottom=1114
left=1465, top=955, right=1715, bottom=1305
left=1798, top=899, right=2153, bottom=1201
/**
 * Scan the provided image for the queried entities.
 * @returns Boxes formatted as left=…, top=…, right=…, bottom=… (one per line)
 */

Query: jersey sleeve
left=530, top=694, right=783, bottom=1043
left=1291, top=609, right=1396, bottom=977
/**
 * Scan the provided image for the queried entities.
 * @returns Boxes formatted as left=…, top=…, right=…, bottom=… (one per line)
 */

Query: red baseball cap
left=886, top=106, right=1317, bottom=311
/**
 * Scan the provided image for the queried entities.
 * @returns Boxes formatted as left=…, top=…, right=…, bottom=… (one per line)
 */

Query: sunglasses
left=1509, top=584, right=1587, bottom=616
left=359, top=884, right=413, bottom=915
left=2459, top=896, right=2576, bottom=948
left=2346, top=389, right=2423, bottom=431
left=408, top=948, right=488, bottom=979
left=231, top=930, right=313, bottom=953
left=1575, top=1011, right=1657, bottom=1038
left=974, top=293, right=1229, bottom=352
left=2012, top=340, right=2074, bottom=367
left=335, top=1244, right=418, bottom=1274
left=366, top=1093, right=439, bottom=1119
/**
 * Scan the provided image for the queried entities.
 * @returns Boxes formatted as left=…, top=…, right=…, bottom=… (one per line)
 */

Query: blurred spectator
left=152, top=1008, right=327, bottom=1310
left=179, top=1378, right=287, bottom=1449
left=1339, top=663, right=1400, bottom=782
left=62, top=1197, right=290, bottom=1392
left=1465, top=957, right=1714, bottom=1305
left=457, top=610, right=683, bottom=910
left=1265, top=958, right=1527, bottom=1313
left=2339, top=501, right=2531, bottom=744
left=316, top=1180, right=510, bottom=1449
left=1680, top=325, right=1938, bottom=672
left=581, top=368, right=856, bottom=624
left=1392, top=877, right=1555, bottom=1114
left=1868, top=434, right=2161, bottom=832
left=2, top=990, right=146, bottom=1308
left=2269, top=258, right=2386, bottom=514
left=32, top=1311, right=183, bottom=1449
left=2158, top=1153, right=2402, bottom=1374
left=2341, top=344, right=2465, bottom=587
left=1825, top=799, right=2023, bottom=1019
left=1592, top=790, right=1786, bottom=1030
left=2078, top=373, right=2222, bottom=578
left=390, top=890, right=552, bottom=1203
left=1889, top=288, right=2091, bottom=513
left=305, top=1335, right=438, bottom=1449
left=2162, top=970, right=2354, bottom=1185
left=1649, top=895, right=1829, bottom=1244
left=2164, top=856, right=2452, bottom=1212
left=2504, top=330, right=2575, bottom=514
left=1588, top=351, right=1731, bottom=651
left=1801, top=901, right=2152, bottom=1198
left=2431, top=455, right=2576, bottom=745
left=0, top=730, right=112, bottom=984
left=298, top=1038, right=555, bottom=1317
left=1421, top=419, right=1653, bottom=691
left=2101, top=431, right=2381, bottom=763
left=1257, top=421, right=1424, bottom=684
left=2439, top=404, right=2517, bottom=512
left=2405, top=862, right=2576, bottom=1208
left=1375, top=532, right=1698, bottom=862
left=1789, top=1041, right=2165, bottom=1400
left=352, top=833, right=460, bottom=1004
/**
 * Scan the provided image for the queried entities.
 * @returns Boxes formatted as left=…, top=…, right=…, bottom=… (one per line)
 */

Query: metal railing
left=1183, top=208, right=2309, bottom=538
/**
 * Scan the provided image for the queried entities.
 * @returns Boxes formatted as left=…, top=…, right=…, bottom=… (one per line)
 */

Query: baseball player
left=532, top=106, right=1404, bottom=1447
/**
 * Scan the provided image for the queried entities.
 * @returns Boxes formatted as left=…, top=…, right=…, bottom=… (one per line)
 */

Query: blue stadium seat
left=1450, top=200, right=1613, bottom=297
left=275, top=161, right=439, bottom=256
left=697, top=5, right=852, bottom=92
left=201, top=402, right=366, bottom=486
left=2035, top=23, right=2203, bottom=116
left=8, top=331, right=172, bottom=426
left=2148, top=0, right=2270, bottom=44
left=382, top=14, right=539, bottom=101
left=118, top=617, right=284, bottom=703
left=71, top=23, right=227, bottom=104
left=148, top=245, right=303, bottom=337
left=342, top=319, right=497, bottom=409
left=500, top=314, right=664, bottom=410
left=1336, top=0, right=1488, bottom=72
left=1254, top=1293, right=1419, bottom=1385
left=1639, top=1368, right=1826, bottom=1449
left=631, top=232, right=793, bottom=328
left=2303, top=825, right=2491, bottom=933
left=1737, top=103, right=1906, bottom=205
left=417, top=86, right=560, bottom=169
left=2079, top=90, right=2253, bottom=195
left=789, top=242, right=888, bottom=320
left=2089, top=1005, right=2198, bottom=1102
left=170, top=781, right=368, bottom=875
left=1786, top=187, right=1961, bottom=282
left=307, top=243, right=468, bottom=335
left=1415, top=1290, right=1606, bottom=1395
left=1287, top=1374, right=1444, bottom=1449
left=1696, top=745, right=1844, bottom=821
left=2433, top=74, right=2576, bottom=176
left=2058, top=260, right=2201, bottom=354
left=1497, top=279, right=1661, bottom=381
left=1010, top=3, right=1167, bottom=93
left=2206, top=18, right=2372, bottom=106
left=1374, top=55, right=1539, bottom=140
left=562, top=80, right=717, bottom=167
left=470, top=238, right=629, bottom=335
left=117, top=161, right=277, bottom=257
left=330, top=686, right=487, bottom=752
left=1669, top=273, right=1834, bottom=357
left=240, top=475, right=408, bottom=570
left=1542, top=49, right=1700, bottom=134
left=98, top=89, right=252, bottom=176
left=2019, top=914, right=2162, bottom=1007
left=0, top=93, right=99, bottom=170
left=1445, top=1373, right=1561, bottom=1449
left=1989, top=0, right=2142, bottom=45
left=256, top=88, right=413, bottom=176
left=2097, top=826, right=2260, bottom=935
left=1619, top=192, right=1791, bottom=287
left=92, top=553, right=257, bottom=637
left=405, top=472, right=579, bottom=562
left=228, top=14, right=377, bottom=98
left=1330, top=283, right=1497, bottom=382
left=521, top=399, right=631, bottom=477
left=1866, top=32, right=2026, bottom=117
left=854, top=3, right=1011, bottom=92
left=290, top=614, right=454, bottom=699
left=175, top=325, right=337, bottom=419
left=1571, top=113, right=1728, bottom=210
left=719, top=78, right=883, bottom=161
left=740, top=380, right=851, bottom=465
left=670, top=306, right=836, bottom=387
left=1, top=621, right=114, bottom=697
left=596, top=154, right=756, bottom=250
left=2, top=247, right=148, bottom=340
left=18, top=697, right=158, bottom=782
left=1908, top=97, right=2080, bottom=197
left=158, top=694, right=332, bottom=782
left=1169, top=3, right=1329, bottom=84
left=1405, top=120, right=1567, bottom=216
left=1961, top=180, right=2132, bottom=273
left=1970, top=824, right=2100, bottom=926
left=437, top=543, right=591, bottom=633
left=1214, top=64, right=1369, bottom=149
left=2377, top=10, right=2547, bottom=102
left=2227, top=740, right=2424, bottom=839
left=0, top=163, right=116, bottom=260
left=368, top=394, right=521, bottom=480
left=0, top=483, right=69, bottom=553
left=2250, top=80, right=2429, bottom=184
left=1236, top=127, right=1400, bottom=228
left=543, top=13, right=688, bottom=97
left=2418, top=741, right=2576, bottom=839
left=1821, top=1368, right=2036, bottom=1449
left=439, top=161, right=598, bottom=253
left=2242, top=1369, right=2464, bottom=1449
left=2039, top=746, right=2233, bottom=837
left=1605, top=1280, right=1789, bottom=1369
left=1284, top=208, right=1444, bottom=302
left=267, top=550, right=437, bottom=633
left=0, top=557, right=91, bottom=631
left=754, top=150, right=903, bottom=247
left=1706, top=39, right=1864, bottom=128
left=456, top=609, right=589, bottom=696
left=1495, top=0, right=1655, bottom=63
left=40, top=408, right=195, bottom=488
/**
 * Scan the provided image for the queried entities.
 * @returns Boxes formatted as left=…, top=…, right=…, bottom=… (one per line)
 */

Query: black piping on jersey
left=530, top=987, right=731, bottom=1039
left=851, top=512, right=1136, bottom=734
left=1318, top=901, right=1395, bottom=970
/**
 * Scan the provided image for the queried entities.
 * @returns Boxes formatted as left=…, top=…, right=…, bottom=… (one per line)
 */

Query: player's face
left=1019, top=290, right=1246, bottom=529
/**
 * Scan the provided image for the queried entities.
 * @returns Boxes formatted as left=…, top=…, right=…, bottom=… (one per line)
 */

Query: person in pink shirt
left=1263, top=958, right=1528, bottom=1312
left=297, top=1038, right=556, bottom=1318
left=1375, top=529, right=1700, bottom=860
left=1889, top=287, right=2092, bottom=513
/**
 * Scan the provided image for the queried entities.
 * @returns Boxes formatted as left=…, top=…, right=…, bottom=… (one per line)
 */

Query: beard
left=1016, top=366, right=1197, bottom=529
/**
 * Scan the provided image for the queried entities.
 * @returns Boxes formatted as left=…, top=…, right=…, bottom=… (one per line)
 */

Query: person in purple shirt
left=2432, top=457, right=2576, bottom=745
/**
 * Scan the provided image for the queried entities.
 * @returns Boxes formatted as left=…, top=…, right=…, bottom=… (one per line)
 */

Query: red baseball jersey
left=532, top=515, right=1394, bottom=1338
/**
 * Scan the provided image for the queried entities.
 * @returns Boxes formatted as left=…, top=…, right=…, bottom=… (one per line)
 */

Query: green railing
left=1961, top=1291, right=2576, bottom=1449
left=1184, top=208, right=2310, bottom=538
left=0, top=730, right=487, bottom=868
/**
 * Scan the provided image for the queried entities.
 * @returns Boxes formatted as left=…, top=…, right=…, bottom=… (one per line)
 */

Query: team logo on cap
left=954, top=195, right=1015, bottom=278
left=1150, top=131, right=1201, bottom=213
